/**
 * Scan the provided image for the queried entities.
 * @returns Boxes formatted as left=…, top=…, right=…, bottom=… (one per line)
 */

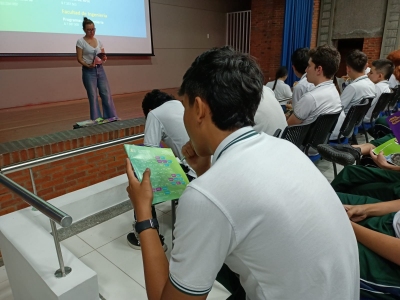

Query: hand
left=126, top=158, right=153, bottom=220
left=344, top=205, right=368, bottom=222
left=101, top=54, right=107, bottom=62
left=369, top=149, right=393, bottom=170
left=87, top=62, right=96, bottom=68
left=182, top=141, right=211, bottom=177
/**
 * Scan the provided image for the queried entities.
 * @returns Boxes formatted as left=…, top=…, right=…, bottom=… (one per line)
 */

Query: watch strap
left=135, top=218, right=159, bottom=234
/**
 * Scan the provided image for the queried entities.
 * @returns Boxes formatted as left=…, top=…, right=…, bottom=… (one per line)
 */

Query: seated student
left=266, top=66, right=292, bottom=106
left=388, top=49, right=400, bottom=88
left=291, top=47, right=315, bottom=109
left=125, top=46, right=359, bottom=300
left=337, top=193, right=400, bottom=299
left=126, top=89, right=194, bottom=251
left=287, top=44, right=343, bottom=126
left=330, top=50, right=376, bottom=140
left=364, top=59, right=393, bottom=123
left=253, top=86, right=287, bottom=136
left=318, top=134, right=400, bottom=201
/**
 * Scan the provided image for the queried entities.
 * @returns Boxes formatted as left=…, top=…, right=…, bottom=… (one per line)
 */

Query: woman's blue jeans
left=82, top=65, right=118, bottom=120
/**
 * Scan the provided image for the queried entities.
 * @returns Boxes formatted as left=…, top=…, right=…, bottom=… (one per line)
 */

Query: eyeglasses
left=86, top=28, right=96, bottom=32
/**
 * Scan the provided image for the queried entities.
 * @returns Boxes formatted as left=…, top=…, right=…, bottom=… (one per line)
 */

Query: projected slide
left=0, top=0, right=153, bottom=55
left=0, top=0, right=146, bottom=38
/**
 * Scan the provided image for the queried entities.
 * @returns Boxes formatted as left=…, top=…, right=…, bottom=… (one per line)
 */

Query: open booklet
left=124, top=144, right=189, bottom=205
left=373, top=138, right=400, bottom=166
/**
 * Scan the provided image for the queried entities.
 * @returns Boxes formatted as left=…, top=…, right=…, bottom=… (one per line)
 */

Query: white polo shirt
left=266, top=80, right=292, bottom=104
left=253, top=86, right=287, bottom=136
left=389, top=74, right=400, bottom=89
left=169, top=127, right=359, bottom=300
left=340, top=75, right=376, bottom=114
left=144, top=100, right=188, bottom=160
left=293, top=80, right=343, bottom=125
left=364, top=80, right=390, bottom=123
left=292, top=73, right=315, bottom=109
left=394, top=211, right=400, bottom=238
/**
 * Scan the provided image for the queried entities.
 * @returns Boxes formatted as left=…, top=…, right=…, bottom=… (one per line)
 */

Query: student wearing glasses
left=76, top=17, right=118, bottom=121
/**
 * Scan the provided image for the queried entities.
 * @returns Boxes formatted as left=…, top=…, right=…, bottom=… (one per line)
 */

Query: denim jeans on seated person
left=82, top=65, right=118, bottom=120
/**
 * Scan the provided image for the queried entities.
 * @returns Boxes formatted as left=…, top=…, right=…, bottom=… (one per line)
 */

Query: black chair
left=361, top=93, right=393, bottom=142
left=335, top=98, right=372, bottom=144
left=281, top=123, right=313, bottom=148
left=302, top=111, right=342, bottom=156
left=272, top=128, right=282, bottom=138
left=386, top=87, right=399, bottom=115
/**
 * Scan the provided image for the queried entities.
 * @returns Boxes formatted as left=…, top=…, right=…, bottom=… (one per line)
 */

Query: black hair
left=178, top=46, right=264, bottom=131
left=309, top=44, right=341, bottom=79
left=82, top=17, right=94, bottom=29
left=291, top=48, right=309, bottom=75
left=272, top=66, right=288, bottom=90
left=333, top=76, right=341, bottom=95
left=346, top=50, right=368, bottom=73
left=372, top=59, right=394, bottom=80
left=142, top=89, right=175, bottom=117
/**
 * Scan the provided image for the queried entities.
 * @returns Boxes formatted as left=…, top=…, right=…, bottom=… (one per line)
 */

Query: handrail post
left=50, top=219, right=72, bottom=278
left=29, top=168, right=38, bottom=211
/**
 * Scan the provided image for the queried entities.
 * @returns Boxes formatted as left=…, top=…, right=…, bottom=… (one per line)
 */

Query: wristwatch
left=135, top=218, right=159, bottom=234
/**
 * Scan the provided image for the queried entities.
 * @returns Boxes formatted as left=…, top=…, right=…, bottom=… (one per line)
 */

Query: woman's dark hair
left=272, top=66, right=288, bottom=90
left=178, top=46, right=264, bottom=131
left=346, top=50, right=368, bottom=73
left=82, top=17, right=94, bottom=29
left=333, top=76, right=341, bottom=95
left=309, top=45, right=340, bottom=79
left=142, top=89, right=175, bottom=117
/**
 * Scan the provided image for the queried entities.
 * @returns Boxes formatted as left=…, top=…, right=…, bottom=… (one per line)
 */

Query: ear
left=193, top=96, right=208, bottom=124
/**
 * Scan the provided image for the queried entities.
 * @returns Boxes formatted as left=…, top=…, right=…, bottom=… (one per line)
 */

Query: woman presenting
left=76, top=17, right=118, bottom=121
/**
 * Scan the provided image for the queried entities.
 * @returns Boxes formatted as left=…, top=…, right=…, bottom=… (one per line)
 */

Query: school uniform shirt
left=389, top=74, right=400, bottom=89
left=330, top=76, right=376, bottom=140
left=340, top=75, right=376, bottom=114
left=266, top=79, right=292, bottom=104
left=364, top=80, right=390, bottom=123
left=253, top=86, right=287, bottom=136
left=292, top=73, right=315, bottom=110
left=394, top=211, right=400, bottom=238
left=169, top=127, right=359, bottom=300
left=293, top=80, right=343, bottom=125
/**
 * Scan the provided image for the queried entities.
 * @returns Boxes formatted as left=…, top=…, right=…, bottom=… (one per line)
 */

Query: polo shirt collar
left=212, top=126, right=255, bottom=165
left=300, top=73, right=307, bottom=80
left=315, top=80, right=333, bottom=88
left=377, top=80, right=389, bottom=86
left=352, top=75, right=368, bottom=83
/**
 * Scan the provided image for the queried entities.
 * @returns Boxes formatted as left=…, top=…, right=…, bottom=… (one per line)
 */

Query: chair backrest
left=281, top=123, right=313, bottom=148
left=303, top=111, right=342, bottom=150
left=272, top=128, right=282, bottom=137
left=340, top=99, right=371, bottom=138
left=370, top=92, right=393, bottom=121
left=388, top=87, right=400, bottom=111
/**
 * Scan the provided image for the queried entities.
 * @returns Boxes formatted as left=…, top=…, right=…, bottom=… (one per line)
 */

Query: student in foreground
left=125, top=46, right=359, bottom=300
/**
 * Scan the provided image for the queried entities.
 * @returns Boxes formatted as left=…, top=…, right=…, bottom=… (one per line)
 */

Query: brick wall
left=310, top=0, right=321, bottom=48
left=250, top=0, right=286, bottom=82
left=0, top=119, right=145, bottom=215
left=363, top=37, right=383, bottom=65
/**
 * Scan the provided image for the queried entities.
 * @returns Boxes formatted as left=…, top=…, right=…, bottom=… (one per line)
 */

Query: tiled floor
left=0, top=135, right=368, bottom=299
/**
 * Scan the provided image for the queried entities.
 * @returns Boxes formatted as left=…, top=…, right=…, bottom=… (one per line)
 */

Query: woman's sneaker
left=127, top=232, right=168, bottom=252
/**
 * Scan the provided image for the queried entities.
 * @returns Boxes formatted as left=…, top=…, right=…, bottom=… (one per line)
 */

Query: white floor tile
left=77, top=211, right=134, bottom=249
left=61, top=235, right=95, bottom=258
left=0, top=280, right=13, bottom=300
left=0, top=267, right=9, bottom=284
left=80, top=251, right=147, bottom=300
left=154, top=201, right=173, bottom=214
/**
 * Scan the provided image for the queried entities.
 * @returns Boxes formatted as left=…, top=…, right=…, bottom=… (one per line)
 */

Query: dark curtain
left=280, top=0, right=314, bottom=86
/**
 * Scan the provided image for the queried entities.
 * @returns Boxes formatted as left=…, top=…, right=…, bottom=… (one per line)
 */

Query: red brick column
left=250, top=0, right=286, bottom=82
left=310, top=0, right=321, bottom=49
left=363, top=37, right=383, bottom=65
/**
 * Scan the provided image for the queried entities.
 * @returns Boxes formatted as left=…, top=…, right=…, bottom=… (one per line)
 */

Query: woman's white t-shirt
left=76, top=37, right=103, bottom=65
left=265, top=79, right=293, bottom=104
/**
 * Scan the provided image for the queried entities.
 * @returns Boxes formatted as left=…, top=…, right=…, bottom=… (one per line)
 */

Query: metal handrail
left=1, top=133, right=145, bottom=174
left=0, top=174, right=72, bottom=227
left=0, top=132, right=145, bottom=277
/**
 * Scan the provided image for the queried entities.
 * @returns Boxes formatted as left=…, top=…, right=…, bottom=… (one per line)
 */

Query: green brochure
left=124, top=144, right=189, bottom=205
left=373, top=138, right=400, bottom=166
